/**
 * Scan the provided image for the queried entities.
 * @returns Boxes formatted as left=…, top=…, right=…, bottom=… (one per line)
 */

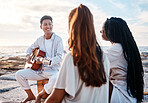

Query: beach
left=0, top=55, right=36, bottom=103
left=0, top=50, right=148, bottom=102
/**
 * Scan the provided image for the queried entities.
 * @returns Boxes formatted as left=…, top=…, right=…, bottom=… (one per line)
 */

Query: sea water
left=0, top=46, right=148, bottom=58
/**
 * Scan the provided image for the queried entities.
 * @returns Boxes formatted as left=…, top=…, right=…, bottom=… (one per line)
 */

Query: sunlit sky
left=0, top=0, right=148, bottom=46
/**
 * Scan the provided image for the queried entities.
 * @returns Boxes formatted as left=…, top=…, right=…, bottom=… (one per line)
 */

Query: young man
left=15, top=15, right=64, bottom=103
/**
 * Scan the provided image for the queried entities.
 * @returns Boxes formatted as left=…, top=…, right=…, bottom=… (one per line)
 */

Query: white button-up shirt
left=26, top=33, right=64, bottom=71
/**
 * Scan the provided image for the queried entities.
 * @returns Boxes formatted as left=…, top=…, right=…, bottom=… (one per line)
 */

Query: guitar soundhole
left=31, top=48, right=45, bottom=70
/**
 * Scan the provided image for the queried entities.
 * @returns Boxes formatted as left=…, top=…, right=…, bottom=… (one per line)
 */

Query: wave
left=0, top=46, right=147, bottom=58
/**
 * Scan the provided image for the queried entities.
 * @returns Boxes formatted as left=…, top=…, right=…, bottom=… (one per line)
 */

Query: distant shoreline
left=0, top=46, right=147, bottom=58
left=0, top=52, right=148, bottom=76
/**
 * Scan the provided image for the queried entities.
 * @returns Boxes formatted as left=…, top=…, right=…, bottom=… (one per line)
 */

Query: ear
left=40, top=25, right=42, bottom=29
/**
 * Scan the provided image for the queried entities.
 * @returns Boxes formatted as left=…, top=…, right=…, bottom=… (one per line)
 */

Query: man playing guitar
left=15, top=15, right=64, bottom=103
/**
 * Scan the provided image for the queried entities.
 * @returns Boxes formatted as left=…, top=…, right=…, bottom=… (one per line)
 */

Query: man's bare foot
left=21, top=96, right=36, bottom=103
left=35, top=94, right=42, bottom=103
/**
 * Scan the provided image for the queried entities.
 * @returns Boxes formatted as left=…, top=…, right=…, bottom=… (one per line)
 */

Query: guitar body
left=31, top=49, right=46, bottom=70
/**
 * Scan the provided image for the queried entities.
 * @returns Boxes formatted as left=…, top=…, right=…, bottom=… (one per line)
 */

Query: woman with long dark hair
left=44, top=4, right=110, bottom=103
left=101, top=17, right=144, bottom=102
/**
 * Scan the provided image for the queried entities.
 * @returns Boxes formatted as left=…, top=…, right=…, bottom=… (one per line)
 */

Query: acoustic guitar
left=30, top=48, right=46, bottom=70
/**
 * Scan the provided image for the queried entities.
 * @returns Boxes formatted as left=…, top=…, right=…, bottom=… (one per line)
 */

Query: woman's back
left=105, top=43, right=137, bottom=102
left=54, top=52, right=110, bottom=103
left=44, top=4, right=110, bottom=103
left=101, top=17, right=144, bottom=102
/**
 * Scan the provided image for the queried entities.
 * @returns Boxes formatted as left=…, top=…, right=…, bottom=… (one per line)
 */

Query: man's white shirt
left=26, top=33, right=64, bottom=71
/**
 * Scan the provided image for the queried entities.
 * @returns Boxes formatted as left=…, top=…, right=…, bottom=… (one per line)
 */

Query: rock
left=0, top=56, right=25, bottom=74
left=141, top=52, right=148, bottom=60
left=0, top=53, right=148, bottom=102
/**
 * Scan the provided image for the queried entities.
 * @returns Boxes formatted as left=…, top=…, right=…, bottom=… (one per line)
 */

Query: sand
left=0, top=55, right=148, bottom=102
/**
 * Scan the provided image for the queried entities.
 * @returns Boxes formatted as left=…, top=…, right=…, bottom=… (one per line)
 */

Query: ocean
left=0, top=46, right=148, bottom=58
left=0, top=46, right=28, bottom=58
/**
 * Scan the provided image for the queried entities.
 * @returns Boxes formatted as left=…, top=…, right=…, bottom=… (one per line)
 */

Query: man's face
left=40, top=19, right=53, bottom=35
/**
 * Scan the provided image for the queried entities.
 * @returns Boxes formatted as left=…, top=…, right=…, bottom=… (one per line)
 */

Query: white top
left=105, top=43, right=136, bottom=103
left=26, top=33, right=64, bottom=71
left=45, top=38, right=52, bottom=57
left=105, top=43, right=127, bottom=70
left=54, top=52, right=110, bottom=103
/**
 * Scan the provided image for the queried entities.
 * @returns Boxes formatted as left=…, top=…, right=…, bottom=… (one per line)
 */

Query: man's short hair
left=40, top=15, right=53, bottom=24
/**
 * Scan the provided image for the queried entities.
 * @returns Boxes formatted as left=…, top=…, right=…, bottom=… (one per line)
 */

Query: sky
left=0, top=0, right=148, bottom=46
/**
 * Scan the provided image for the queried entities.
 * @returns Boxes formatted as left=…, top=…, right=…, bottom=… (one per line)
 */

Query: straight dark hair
left=104, top=17, right=144, bottom=102
left=40, top=15, right=52, bottom=24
